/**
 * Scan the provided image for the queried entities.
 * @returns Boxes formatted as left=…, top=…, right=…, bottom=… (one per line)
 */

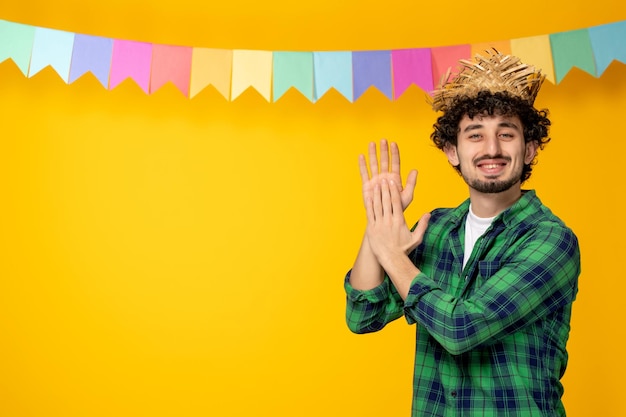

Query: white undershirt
left=463, top=205, right=495, bottom=269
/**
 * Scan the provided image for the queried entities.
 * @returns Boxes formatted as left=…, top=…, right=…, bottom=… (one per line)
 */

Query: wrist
left=382, top=254, right=420, bottom=300
left=378, top=249, right=411, bottom=274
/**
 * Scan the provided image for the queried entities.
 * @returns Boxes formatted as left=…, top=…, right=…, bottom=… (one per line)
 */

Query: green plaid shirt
left=345, top=190, right=580, bottom=417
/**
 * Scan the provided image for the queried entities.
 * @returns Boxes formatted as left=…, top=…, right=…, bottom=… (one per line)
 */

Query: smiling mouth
left=476, top=162, right=508, bottom=177
left=479, top=163, right=504, bottom=169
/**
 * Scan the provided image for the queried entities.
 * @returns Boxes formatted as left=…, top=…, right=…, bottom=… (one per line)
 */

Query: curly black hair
left=430, top=91, right=551, bottom=183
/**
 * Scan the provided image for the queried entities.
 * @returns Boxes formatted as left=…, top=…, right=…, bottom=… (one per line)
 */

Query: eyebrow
left=462, top=124, right=483, bottom=132
left=462, top=121, right=521, bottom=133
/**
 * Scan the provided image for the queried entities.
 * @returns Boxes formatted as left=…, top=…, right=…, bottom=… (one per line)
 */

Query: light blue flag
left=0, top=20, right=36, bottom=75
left=313, top=51, right=353, bottom=102
left=589, top=20, right=626, bottom=76
left=273, top=52, right=314, bottom=102
left=550, top=29, right=596, bottom=83
left=29, top=27, right=75, bottom=82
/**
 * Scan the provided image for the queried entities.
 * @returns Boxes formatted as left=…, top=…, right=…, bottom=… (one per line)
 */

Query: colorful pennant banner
left=1, top=18, right=626, bottom=102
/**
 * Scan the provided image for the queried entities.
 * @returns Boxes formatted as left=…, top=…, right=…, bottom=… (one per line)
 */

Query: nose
left=485, top=134, right=502, bottom=156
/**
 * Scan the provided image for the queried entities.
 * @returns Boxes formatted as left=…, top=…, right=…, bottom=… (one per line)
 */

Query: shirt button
left=451, top=390, right=457, bottom=398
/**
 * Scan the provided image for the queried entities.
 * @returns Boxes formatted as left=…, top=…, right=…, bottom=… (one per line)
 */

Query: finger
left=390, top=141, right=401, bottom=175
left=365, top=195, right=376, bottom=224
left=368, top=142, right=379, bottom=177
left=389, top=180, right=403, bottom=216
left=379, top=139, right=389, bottom=174
left=372, top=182, right=383, bottom=221
left=403, top=169, right=418, bottom=202
left=412, top=213, right=432, bottom=241
left=380, top=179, right=392, bottom=218
left=358, top=154, right=370, bottom=185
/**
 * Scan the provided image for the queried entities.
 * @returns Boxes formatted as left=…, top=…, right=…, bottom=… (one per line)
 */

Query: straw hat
left=430, top=49, right=545, bottom=112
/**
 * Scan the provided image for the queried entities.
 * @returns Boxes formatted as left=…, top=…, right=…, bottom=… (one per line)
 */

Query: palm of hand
left=359, top=140, right=417, bottom=212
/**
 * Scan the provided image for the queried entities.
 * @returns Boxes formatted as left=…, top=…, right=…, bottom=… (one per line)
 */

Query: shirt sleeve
left=403, top=223, right=581, bottom=355
left=344, top=271, right=405, bottom=334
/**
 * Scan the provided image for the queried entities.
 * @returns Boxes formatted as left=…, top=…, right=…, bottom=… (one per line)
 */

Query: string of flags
left=1, top=18, right=625, bottom=102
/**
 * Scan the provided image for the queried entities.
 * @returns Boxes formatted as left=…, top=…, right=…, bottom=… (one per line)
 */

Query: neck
left=468, top=185, right=523, bottom=218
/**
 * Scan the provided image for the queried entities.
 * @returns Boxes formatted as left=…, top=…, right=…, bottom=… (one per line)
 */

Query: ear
left=524, top=141, right=538, bottom=165
left=444, top=144, right=460, bottom=167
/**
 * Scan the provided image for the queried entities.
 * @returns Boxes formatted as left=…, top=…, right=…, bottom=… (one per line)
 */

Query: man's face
left=444, top=113, right=537, bottom=194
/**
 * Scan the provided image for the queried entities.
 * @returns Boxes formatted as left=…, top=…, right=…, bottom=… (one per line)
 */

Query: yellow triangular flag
left=510, top=35, right=556, bottom=84
left=231, top=50, right=272, bottom=101
left=190, top=48, right=233, bottom=99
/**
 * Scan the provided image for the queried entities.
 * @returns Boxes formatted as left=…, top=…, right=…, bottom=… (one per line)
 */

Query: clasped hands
left=360, top=140, right=431, bottom=266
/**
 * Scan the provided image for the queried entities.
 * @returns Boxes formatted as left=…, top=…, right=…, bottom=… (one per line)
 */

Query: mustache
left=473, top=154, right=512, bottom=164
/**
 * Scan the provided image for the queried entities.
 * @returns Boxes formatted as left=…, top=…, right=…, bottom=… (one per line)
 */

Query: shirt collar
left=448, top=189, right=540, bottom=228
left=497, top=189, right=540, bottom=227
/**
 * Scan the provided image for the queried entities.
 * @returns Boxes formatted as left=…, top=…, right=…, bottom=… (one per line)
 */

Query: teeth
left=482, top=164, right=500, bottom=169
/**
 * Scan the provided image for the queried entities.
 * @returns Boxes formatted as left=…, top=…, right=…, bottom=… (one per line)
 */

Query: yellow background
left=1, top=1, right=625, bottom=416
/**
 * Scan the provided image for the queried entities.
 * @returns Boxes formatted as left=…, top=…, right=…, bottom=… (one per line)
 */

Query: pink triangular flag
left=109, top=40, right=153, bottom=93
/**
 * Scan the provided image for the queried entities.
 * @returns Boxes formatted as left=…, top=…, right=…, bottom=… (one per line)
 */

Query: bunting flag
left=509, top=35, right=556, bottom=83
left=109, top=40, right=152, bottom=93
left=313, top=51, right=353, bottom=102
left=431, top=44, right=471, bottom=87
left=151, top=44, right=192, bottom=96
left=588, top=21, right=626, bottom=76
left=69, top=35, right=113, bottom=87
left=1, top=18, right=626, bottom=102
left=0, top=21, right=35, bottom=75
left=231, top=50, right=273, bottom=101
left=353, top=50, right=392, bottom=100
left=550, top=29, right=596, bottom=83
left=391, top=48, right=433, bottom=98
left=190, top=48, right=232, bottom=99
left=29, top=27, right=74, bottom=81
left=273, top=52, right=314, bottom=101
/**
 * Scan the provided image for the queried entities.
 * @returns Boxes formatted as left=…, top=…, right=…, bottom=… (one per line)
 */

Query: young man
left=344, top=51, right=581, bottom=416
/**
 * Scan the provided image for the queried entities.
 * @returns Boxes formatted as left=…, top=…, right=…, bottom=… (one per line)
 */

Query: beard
left=464, top=175, right=521, bottom=193
left=459, top=158, right=523, bottom=194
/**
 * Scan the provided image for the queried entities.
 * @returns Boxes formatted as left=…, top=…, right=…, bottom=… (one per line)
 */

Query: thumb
left=402, top=169, right=418, bottom=207
left=409, top=212, right=431, bottom=251
left=405, top=169, right=418, bottom=193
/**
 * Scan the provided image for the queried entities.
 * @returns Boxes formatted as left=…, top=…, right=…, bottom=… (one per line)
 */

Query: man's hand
left=359, top=140, right=417, bottom=212
left=350, top=139, right=429, bottom=297
left=366, top=178, right=431, bottom=259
